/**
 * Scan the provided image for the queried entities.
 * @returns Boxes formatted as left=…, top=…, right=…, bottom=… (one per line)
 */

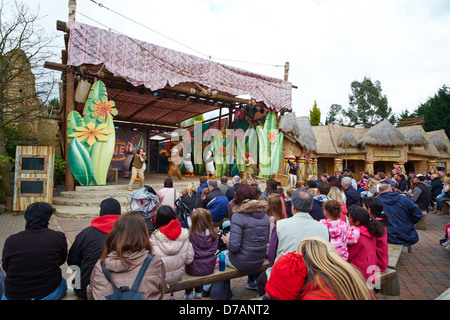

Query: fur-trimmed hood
left=233, top=199, right=268, bottom=214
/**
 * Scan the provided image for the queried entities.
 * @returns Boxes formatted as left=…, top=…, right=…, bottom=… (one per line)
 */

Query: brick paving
left=1, top=209, right=449, bottom=300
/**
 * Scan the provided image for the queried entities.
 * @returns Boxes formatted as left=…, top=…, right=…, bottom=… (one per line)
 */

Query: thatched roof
left=279, top=112, right=300, bottom=140
left=296, top=116, right=317, bottom=152
left=431, top=135, right=448, bottom=151
left=403, top=129, right=427, bottom=146
left=358, top=120, right=409, bottom=146
left=337, top=131, right=358, bottom=148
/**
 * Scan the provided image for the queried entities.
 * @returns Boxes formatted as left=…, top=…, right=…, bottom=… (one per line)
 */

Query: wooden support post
left=64, top=67, right=75, bottom=191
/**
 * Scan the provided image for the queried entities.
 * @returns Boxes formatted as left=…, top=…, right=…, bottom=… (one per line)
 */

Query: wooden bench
left=443, top=200, right=450, bottom=215
left=167, top=259, right=270, bottom=293
left=379, top=243, right=406, bottom=296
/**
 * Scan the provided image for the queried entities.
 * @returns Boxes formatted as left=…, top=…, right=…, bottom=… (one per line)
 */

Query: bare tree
left=0, top=0, right=58, bottom=196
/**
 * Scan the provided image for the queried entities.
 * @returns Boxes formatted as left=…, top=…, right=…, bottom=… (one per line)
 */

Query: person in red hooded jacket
left=263, top=237, right=373, bottom=300
left=67, top=198, right=122, bottom=300
left=347, top=205, right=386, bottom=284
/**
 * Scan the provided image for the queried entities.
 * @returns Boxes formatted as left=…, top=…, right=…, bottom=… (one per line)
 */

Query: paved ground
left=1, top=193, right=449, bottom=300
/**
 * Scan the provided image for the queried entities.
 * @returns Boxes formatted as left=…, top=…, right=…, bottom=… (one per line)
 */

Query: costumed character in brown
left=159, top=143, right=185, bottom=180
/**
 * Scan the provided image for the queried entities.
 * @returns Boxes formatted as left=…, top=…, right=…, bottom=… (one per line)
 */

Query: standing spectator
left=2, top=202, right=67, bottom=300
left=258, top=189, right=329, bottom=295
left=347, top=205, right=386, bottom=281
left=68, top=198, right=122, bottom=300
left=342, top=176, right=361, bottom=207
left=218, top=176, right=231, bottom=195
left=87, top=211, right=167, bottom=300
left=203, top=180, right=229, bottom=227
left=150, top=206, right=194, bottom=285
left=407, top=175, right=431, bottom=230
left=378, top=184, right=422, bottom=246
left=222, top=185, right=270, bottom=290
left=158, top=178, right=180, bottom=209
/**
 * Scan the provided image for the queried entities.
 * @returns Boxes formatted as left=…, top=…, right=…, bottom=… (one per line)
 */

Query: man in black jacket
left=342, top=176, right=361, bottom=207
left=407, top=175, right=431, bottom=230
left=67, top=198, right=121, bottom=299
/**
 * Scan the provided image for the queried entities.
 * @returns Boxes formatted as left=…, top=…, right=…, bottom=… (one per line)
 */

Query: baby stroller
left=127, top=185, right=160, bottom=232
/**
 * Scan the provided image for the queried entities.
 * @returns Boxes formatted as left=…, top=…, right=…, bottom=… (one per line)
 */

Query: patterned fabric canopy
left=67, top=21, right=292, bottom=126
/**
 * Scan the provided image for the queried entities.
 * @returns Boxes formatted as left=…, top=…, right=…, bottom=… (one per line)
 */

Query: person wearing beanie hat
left=67, top=197, right=122, bottom=300
left=264, top=251, right=307, bottom=300
left=149, top=206, right=194, bottom=284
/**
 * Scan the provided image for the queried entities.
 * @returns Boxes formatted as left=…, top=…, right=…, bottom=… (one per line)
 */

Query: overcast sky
left=34, top=0, right=450, bottom=123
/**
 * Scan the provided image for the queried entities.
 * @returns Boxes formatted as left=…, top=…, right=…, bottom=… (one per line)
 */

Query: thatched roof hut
left=337, top=131, right=358, bottom=148
left=403, top=129, right=427, bottom=146
left=358, top=119, right=409, bottom=147
left=279, top=112, right=300, bottom=140
left=431, top=135, right=448, bottom=151
left=296, top=116, right=317, bottom=152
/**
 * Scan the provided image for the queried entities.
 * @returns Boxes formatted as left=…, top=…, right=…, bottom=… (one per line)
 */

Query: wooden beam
left=64, top=66, right=75, bottom=191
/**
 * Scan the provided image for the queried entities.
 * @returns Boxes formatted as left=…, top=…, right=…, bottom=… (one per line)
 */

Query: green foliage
left=347, top=77, right=393, bottom=128
left=53, top=154, right=66, bottom=186
left=309, top=101, right=321, bottom=126
left=414, top=85, right=450, bottom=137
left=326, top=77, right=394, bottom=128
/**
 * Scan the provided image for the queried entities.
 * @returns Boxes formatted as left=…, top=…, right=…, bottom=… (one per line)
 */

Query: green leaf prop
left=68, top=137, right=95, bottom=186
left=257, top=111, right=283, bottom=178
left=90, top=113, right=116, bottom=185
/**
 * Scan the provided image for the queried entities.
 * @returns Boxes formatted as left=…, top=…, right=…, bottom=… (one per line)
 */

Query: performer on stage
left=159, top=143, right=185, bottom=181
left=243, top=154, right=254, bottom=181
left=128, top=142, right=146, bottom=191
left=184, top=153, right=194, bottom=177
left=288, top=157, right=298, bottom=189
left=205, top=150, right=215, bottom=178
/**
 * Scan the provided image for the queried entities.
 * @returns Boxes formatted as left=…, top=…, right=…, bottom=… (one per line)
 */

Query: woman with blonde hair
left=264, top=236, right=374, bottom=300
left=327, top=186, right=348, bottom=222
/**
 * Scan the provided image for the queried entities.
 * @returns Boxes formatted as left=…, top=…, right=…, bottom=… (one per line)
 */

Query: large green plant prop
left=67, top=81, right=118, bottom=185
left=257, top=111, right=283, bottom=178
left=210, top=122, right=231, bottom=178
left=234, top=120, right=257, bottom=174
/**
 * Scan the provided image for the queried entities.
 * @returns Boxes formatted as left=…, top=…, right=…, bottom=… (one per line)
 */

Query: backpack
left=175, top=196, right=197, bottom=229
left=101, top=253, right=153, bottom=300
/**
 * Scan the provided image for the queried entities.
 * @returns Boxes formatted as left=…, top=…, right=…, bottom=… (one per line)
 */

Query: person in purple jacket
left=222, top=184, right=270, bottom=290
left=184, top=208, right=219, bottom=299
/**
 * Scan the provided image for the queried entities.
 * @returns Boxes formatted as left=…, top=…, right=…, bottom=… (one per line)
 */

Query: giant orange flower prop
left=93, top=97, right=118, bottom=120
left=69, top=122, right=113, bottom=146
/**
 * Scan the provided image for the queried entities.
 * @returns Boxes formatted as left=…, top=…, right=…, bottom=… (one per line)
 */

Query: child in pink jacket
left=320, top=200, right=360, bottom=261
left=347, top=205, right=386, bottom=281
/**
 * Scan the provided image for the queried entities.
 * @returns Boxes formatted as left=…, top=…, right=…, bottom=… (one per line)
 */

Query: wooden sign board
left=13, top=146, right=55, bottom=211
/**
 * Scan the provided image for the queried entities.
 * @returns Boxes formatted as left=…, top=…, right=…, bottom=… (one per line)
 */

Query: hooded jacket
left=185, top=232, right=219, bottom=276
left=67, top=214, right=120, bottom=300
left=378, top=191, right=422, bottom=246
left=87, top=249, right=167, bottom=300
left=150, top=219, right=194, bottom=284
left=227, top=200, right=270, bottom=273
left=347, top=225, right=377, bottom=280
